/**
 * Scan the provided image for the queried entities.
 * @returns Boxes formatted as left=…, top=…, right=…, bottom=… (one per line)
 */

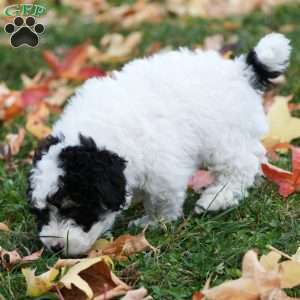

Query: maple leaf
left=89, top=32, right=143, bottom=64
left=0, top=81, right=49, bottom=122
left=88, top=231, right=157, bottom=261
left=263, top=96, right=300, bottom=150
left=57, top=257, right=130, bottom=300
left=262, top=146, right=300, bottom=197
left=196, top=249, right=300, bottom=300
left=0, top=247, right=43, bottom=271
left=26, top=103, right=52, bottom=140
left=43, top=43, right=105, bottom=81
left=22, top=267, right=59, bottom=297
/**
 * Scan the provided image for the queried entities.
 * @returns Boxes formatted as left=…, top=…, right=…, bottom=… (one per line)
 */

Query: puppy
left=27, top=33, right=291, bottom=256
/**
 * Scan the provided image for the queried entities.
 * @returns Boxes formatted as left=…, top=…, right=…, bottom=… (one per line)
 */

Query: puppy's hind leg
left=195, top=148, right=261, bottom=213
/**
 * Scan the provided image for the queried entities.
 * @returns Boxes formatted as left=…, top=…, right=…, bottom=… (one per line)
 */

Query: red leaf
left=77, top=67, right=106, bottom=80
left=262, top=146, right=300, bottom=197
left=21, top=85, right=49, bottom=107
left=188, top=170, right=215, bottom=192
left=192, top=291, right=204, bottom=300
left=43, top=43, right=105, bottom=81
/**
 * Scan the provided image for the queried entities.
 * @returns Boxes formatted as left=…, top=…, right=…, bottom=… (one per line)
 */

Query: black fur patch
left=246, top=49, right=282, bottom=90
left=32, top=135, right=61, bottom=166
left=53, top=134, right=127, bottom=232
left=29, top=207, right=50, bottom=231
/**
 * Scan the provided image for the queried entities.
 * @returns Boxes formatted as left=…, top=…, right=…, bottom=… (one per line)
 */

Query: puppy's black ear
left=58, top=134, right=127, bottom=214
left=32, top=135, right=61, bottom=166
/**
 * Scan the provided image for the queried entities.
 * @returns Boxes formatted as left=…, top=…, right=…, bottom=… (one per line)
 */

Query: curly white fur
left=29, top=33, right=291, bottom=255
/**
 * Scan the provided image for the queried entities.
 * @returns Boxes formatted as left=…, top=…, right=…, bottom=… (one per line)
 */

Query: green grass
left=1, top=2, right=300, bottom=300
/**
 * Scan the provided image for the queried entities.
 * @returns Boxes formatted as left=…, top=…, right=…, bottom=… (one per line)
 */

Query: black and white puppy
left=27, top=33, right=291, bottom=256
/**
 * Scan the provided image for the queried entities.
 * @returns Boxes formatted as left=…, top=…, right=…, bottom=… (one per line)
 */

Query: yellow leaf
left=260, top=251, right=281, bottom=272
left=292, top=247, right=300, bottom=262
left=22, top=267, right=59, bottom=297
left=279, top=260, right=300, bottom=289
left=263, top=96, right=300, bottom=149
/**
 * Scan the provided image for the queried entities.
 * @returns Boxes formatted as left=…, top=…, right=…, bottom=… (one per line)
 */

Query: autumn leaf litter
left=1, top=0, right=300, bottom=299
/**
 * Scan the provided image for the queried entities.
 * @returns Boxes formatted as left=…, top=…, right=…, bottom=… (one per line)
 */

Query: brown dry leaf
left=0, top=247, right=21, bottom=270
left=0, top=247, right=43, bottom=271
left=57, top=257, right=130, bottom=300
left=96, top=0, right=165, bottom=28
left=88, top=231, right=156, bottom=261
left=0, top=223, right=10, bottom=232
left=26, top=103, right=52, bottom=140
left=0, top=128, right=26, bottom=160
left=89, top=32, right=142, bottom=64
left=166, top=0, right=291, bottom=18
left=62, top=0, right=109, bottom=15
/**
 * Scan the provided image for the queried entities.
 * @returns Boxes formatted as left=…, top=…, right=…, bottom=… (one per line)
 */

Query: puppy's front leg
left=129, top=191, right=185, bottom=228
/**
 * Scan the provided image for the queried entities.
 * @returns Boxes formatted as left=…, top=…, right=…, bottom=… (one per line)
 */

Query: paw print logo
left=4, top=16, right=45, bottom=48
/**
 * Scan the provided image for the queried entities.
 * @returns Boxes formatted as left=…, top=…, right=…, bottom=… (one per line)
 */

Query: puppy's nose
left=50, top=244, right=63, bottom=253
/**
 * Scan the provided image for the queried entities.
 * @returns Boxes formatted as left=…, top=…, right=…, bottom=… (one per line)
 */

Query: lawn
left=1, top=1, right=300, bottom=300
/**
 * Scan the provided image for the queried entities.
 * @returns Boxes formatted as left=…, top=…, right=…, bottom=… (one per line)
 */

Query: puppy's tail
left=244, top=33, right=291, bottom=90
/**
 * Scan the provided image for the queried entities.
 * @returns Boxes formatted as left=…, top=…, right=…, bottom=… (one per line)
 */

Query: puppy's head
left=27, top=134, right=127, bottom=256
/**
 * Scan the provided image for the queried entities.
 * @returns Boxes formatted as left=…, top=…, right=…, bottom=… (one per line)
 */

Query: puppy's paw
left=128, top=215, right=156, bottom=228
left=195, top=186, right=239, bottom=214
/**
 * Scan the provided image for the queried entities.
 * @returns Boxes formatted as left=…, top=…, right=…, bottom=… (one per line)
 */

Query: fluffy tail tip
left=246, top=33, right=291, bottom=89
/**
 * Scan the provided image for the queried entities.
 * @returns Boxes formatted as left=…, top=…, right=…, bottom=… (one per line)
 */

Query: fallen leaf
left=57, top=257, right=130, bottom=300
left=120, top=287, right=148, bottom=300
left=21, top=85, right=49, bottom=107
left=279, top=260, right=300, bottom=289
left=0, top=128, right=26, bottom=160
left=262, top=146, right=300, bottom=197
left=44, top=85, right=73, bottom=107
left=0, top=247, right=43, bottom=270
left=22, top=267, right=59, bottom=297
left=192, top=291, right=205, bottom=300
left=196, top=248, right=300, bottom=300
left=96, top=0, right=165, bottom=28
left=292, top=247, right=300, bottom=262
left=89, top=32, right=142, bottom=64
left=0, top=248, right=21, bottom=270
left=26, top=103, right=52, bottom=140
left=88, top=231, right=156, bottom=261
left=260, top=251, right=281, bottom=272
left=188, top=170, right=215, bottom=192
left=0, top=223, right=10, bottom=232
left=263, top=96, right=300, bottom=149
left=43, top=43, right=105, bottom=81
